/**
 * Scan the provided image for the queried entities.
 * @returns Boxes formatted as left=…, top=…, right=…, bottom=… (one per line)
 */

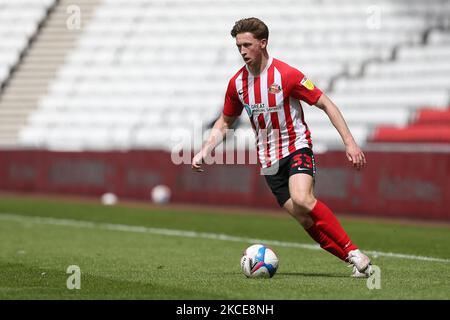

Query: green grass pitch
left=0, top=195, right=448, bottom=299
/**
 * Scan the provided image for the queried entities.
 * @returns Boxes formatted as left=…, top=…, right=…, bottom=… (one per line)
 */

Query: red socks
left=306, top=225, right=348, bottom=261
left=306, top=200, right=358, bottom=261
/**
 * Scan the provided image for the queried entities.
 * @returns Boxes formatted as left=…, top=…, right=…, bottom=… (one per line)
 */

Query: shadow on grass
left=275, top=272, right=349, bottom=278
left=0, top=262, right=227, bottom=299
left=220, top=271, right=349, bottom=278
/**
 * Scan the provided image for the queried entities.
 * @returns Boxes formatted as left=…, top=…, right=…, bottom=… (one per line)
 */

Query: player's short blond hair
left=230, top=17, right=269, bottom=40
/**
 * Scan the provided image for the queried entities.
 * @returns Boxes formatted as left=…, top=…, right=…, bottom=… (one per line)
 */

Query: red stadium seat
left=372, top=124, right=450, bottom=143
left=372, top=106, right=450, bottom=143
left=415, top=108, right=450, bottom=125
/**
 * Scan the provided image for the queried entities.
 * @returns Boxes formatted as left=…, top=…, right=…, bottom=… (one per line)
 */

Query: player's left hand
left=345, top=143, right=366, bottom=170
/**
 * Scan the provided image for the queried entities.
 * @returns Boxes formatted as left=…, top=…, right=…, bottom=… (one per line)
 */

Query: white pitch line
left=1, top=213, right=449, bottom=264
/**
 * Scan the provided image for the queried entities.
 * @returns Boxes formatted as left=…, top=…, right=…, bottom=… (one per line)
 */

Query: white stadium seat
left=8, top=0, right=450, bottom=150
left=0, top=0, right=56, bottom=87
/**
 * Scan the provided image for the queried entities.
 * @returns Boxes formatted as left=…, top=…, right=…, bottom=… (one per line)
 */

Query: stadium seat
left=415, top=108, right=450, bottom=125
left=4, top=0, right=448, bottom=149
left=0, top=0, right=56, bottom=88
left=372, top=125, right=450, bottom=143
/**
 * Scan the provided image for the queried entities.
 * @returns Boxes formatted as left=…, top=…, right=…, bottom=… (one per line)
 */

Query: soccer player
left=192, top=17, right=372, bottom=277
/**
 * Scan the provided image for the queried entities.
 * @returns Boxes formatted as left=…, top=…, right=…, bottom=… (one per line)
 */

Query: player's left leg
left=263, top=148, right=350, bottom=262
left=287, top=173, right=356, bottom=258
left=289, top=174, right=358, bottom=255
left=283, top=198, right=348, bottom=261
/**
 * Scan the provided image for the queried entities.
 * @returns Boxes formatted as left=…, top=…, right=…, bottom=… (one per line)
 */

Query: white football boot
left=347, top=249, right=372, bottom=276
left=350, top=264, right=374, bottom=278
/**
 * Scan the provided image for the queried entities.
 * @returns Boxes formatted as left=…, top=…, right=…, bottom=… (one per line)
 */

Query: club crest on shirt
left=268, top=83, right=281, bottom=94
left=300, top=77, right=315, bottom=90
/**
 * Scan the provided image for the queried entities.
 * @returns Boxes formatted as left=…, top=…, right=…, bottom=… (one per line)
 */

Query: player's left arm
left=314, top=94, right=366, bottom=170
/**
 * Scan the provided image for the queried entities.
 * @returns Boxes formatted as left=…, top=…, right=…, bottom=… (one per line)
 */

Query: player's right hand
left=191, top=152, right=204, bottom=172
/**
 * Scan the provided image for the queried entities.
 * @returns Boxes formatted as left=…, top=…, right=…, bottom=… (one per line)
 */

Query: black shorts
left=263, top=147, right=316, bottom=207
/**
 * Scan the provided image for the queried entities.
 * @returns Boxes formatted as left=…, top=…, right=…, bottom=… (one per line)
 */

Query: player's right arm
left=191, top=114, right=238, bottom=172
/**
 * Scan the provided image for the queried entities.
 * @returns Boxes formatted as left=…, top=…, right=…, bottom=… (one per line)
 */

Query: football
left=240, top=244, right=279, bottom=278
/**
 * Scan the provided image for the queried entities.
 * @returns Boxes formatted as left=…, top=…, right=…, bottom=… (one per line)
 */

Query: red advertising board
left=0, top=150, right=448, bottom=221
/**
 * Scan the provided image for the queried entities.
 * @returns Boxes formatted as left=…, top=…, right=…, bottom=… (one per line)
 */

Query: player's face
left=235, top=32, right=267, bottom=67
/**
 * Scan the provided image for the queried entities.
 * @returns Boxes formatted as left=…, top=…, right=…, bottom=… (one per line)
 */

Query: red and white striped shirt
left=223, top=57, right=323, bottom=168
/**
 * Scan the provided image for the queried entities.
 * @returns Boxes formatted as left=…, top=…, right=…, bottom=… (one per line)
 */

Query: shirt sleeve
left=289, top=69, right=323, bottom=105
left=223, top=79, right=243, bottom=117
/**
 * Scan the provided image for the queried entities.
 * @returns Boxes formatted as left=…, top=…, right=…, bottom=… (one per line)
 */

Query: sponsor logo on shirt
left=244, top=104, right=252, bottom=117
left=244, top=103, right=282, bottom=117
left=300, top=77, right=315, bottom=90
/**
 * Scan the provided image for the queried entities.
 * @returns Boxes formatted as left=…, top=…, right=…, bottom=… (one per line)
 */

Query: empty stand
left=371, top=105, right=450, bottom=143
left=0, top=0, right=448, bottom=150
left=0, top=0, right=57, bottom=143
left=0, top=0, right=101, bottom=145
left=329, top=27, right=450, bottom=147
left=415, top=108, right=450, bottom=125
left=0, top=0, right=55, bottom=85
left=373, top=124, right=450, bottom=143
